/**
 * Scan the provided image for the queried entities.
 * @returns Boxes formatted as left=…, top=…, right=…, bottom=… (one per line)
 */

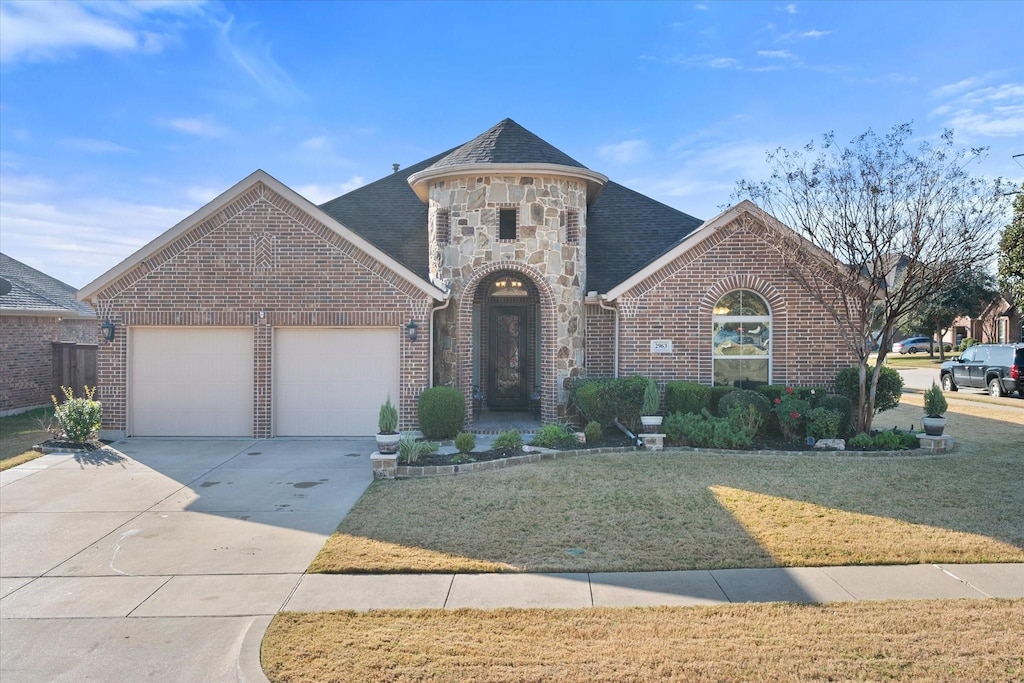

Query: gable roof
left=0, top=252, right=95, bottom=317
left=426, top=118, right=588, bottom=170
left=321, top=119, right=703, bottom=292
left=78, top=170, right=446, bottom=302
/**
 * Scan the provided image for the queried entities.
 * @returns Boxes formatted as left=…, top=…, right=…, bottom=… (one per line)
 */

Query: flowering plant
left=773, top=395, right=810, bottom=442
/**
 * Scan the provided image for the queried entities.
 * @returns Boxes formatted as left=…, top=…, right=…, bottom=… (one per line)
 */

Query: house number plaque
left=650, top=340, right=673, bottom=354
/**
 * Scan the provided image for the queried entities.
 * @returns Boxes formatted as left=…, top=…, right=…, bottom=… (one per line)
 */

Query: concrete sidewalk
left=282, top=563, right=1024, bottom=612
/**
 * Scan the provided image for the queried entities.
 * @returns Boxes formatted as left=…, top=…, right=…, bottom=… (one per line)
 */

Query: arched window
left=712, top=289, right=771, bottom=388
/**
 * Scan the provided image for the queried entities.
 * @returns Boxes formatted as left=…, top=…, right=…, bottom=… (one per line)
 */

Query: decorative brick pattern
left=88, top=181, right=434, bottom=436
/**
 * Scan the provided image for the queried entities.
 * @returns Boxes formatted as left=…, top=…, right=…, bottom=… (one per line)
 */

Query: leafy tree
left=903, top=266, right=1001, bottom=360
left=998, top=183, right=1024, bottom=324
left=736, top=124, right=1008, bottom=432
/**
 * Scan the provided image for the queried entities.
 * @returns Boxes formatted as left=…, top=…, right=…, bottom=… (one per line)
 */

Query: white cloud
left=708, top=57, right=740, bottom=69
left=214, top=15, right=304, bottom=104
left=159, top=116, right=229, bottom=138
left=61, top=138, right=134, bottom=154
left=931, top=76, right=1024, bottom=138
left=294, top=177, right=365, bottom=204
left=0, top=178, right=192, bottom=287
left=781, top=3, right=798, bottom=14
left=0, top=0, right=204, bottom=64
left=598, top=139, right=651, bottom=164
left=301, top=136, right=328, bottom=150
left=801, top=29, right=830, bottom=38
left=757, top=50, right=796, bottom=59
left=694, top=3, right=709, bottom=10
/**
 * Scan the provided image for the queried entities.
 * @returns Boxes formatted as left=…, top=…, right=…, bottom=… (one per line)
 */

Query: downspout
left=597, top=296, right=619, bottom=378
left=428, top=293, right=452, bottom=388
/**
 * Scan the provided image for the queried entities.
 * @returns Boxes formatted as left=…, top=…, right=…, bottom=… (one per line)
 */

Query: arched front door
left=478, top=273, right=539, bottom=411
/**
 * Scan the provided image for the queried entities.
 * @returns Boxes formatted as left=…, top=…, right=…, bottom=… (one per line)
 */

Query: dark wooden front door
left=488, top=306, right=528, bottom=409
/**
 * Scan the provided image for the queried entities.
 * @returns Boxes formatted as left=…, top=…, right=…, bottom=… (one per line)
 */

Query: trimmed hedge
left=417, top=386, right=466, bottom=440
left=718, top=389, right=772, bottom=430
left=709, top=385, right=736, bottom=416
left=835, top=365, right=903, bottom=415
left=664, top=381, right=710, bottom=416
left=569, top=375, right=647, bottom=432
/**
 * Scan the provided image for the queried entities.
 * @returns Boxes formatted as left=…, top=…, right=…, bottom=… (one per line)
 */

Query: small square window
left=499, top=208, right=517, bottom=240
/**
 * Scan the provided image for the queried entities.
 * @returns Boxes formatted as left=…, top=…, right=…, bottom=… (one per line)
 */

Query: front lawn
left=263, top=599, right=1024, bottom=682
left=0, top=407, right=51, bottom=471
left=309, top=396, right=1024, bottom=573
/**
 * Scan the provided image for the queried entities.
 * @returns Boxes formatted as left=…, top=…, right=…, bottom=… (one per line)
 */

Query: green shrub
left=847, top=432, right=874, bottom=450
left=835, top=365, right=904, bottom=415
left=755, top=385, right=787, bottom=403
left=664, top=381, right=710, bottom=416
left=708, top=385, right=736, bottom=416
left=816, top=395, right=854, bottom=437
left=897, top=430, right=920, bottom=449
left=584, top=421, right=603, bottom=445
left=806, top=407, right=843, bottom=440
left=454, top=432, right=476, bottom=454
left=51, top=386, right=102, bottom=443
left=378, top=394, right=398, bottom=434
left=718, top=389, right=771, bottom=433
left=641, top=377, right=661, bottom=415
left=532, top=423, right=577, bottom=448
left=417, top=387, right=466, bottom=440
left=664, top=409, right=755, bottom=449
left=569, top=376, right=647, bottom=432
left=958, top=337, right=978, bottom=352
left=871, top=430, right=903, bottom=451
left=773, top=396, right=811, bottom=441
left=397, top=435, right=437, bottom=464
left=492, top=429, right=523, bottom=451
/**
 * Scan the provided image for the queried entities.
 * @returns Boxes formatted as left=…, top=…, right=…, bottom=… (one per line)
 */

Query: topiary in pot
left=921, top=382, right=948, bottom=436
left=376, top=394, right=400, bottom=454
left=640, top=377, right=662, bottom=431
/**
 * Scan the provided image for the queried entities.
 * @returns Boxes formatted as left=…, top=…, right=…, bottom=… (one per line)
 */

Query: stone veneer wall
left=89, top=182, right=433, bottom=436
left=427, top=174, right=589, bottom=419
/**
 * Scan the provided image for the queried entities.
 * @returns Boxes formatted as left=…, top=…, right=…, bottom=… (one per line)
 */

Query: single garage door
left=274, top=327, right=399, bottom=436
left=130, top=327, right=253, bottom=436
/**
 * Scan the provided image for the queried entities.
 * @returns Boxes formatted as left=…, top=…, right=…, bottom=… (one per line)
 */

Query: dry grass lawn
left=0, top=407, right=50, bottom=471
left=310, top=396, right=1024, bottom=573
left=263, top=599, right=1024, bottom=682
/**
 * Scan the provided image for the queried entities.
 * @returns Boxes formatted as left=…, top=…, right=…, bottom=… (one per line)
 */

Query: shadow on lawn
left=327, top=399, right=1023, bottom=582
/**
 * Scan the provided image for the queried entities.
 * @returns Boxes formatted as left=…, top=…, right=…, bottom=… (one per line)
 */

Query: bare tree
left=736, top=124, right=1008, bottom=433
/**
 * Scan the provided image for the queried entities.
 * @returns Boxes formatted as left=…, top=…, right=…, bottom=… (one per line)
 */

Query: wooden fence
left=52, top=342, right=97, bottom=399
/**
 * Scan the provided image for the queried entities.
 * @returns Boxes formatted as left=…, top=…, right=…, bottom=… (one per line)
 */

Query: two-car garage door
left=129, top=327, right=399, bottom=437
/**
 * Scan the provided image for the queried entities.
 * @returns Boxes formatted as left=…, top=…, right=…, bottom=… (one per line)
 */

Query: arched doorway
left=474, top=272, right=541, bottom=412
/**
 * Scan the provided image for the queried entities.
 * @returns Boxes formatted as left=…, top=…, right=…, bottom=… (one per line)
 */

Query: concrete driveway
left=0, top=438, right=374, bottom=682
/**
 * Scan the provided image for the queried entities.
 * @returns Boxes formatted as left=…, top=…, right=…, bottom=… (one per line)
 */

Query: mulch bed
left=34, top=438, right=110, bottom=453
left=409, top=432, right=637, bottom=467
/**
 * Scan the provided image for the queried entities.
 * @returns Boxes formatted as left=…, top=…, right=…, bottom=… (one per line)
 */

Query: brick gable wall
left=89, top=182, right=433, bottom=436
left=587, top=216, right=859, bottom=390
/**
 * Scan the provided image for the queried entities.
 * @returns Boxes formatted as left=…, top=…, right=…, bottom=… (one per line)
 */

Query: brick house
left=1, top=253, right=97, bottom=414
left=78, top=119, right=858, bottom=438
left=946, top=294, right=1023, bottom=346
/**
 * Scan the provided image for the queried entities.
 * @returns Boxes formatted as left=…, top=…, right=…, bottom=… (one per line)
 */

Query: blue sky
left=1, top=0, right=1021, bottom=288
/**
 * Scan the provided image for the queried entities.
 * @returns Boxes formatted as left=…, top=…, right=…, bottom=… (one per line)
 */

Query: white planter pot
left=922, top=416, right=946, bottom=437
left=640, top=415, right=663, bottom=430
left=376, top=432, right=400, bottom=454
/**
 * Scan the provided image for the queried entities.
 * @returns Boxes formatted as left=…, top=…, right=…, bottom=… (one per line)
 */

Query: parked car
left=891, top=336, right=953, bottom=354
left=940, top=343, right=1024, bottom=397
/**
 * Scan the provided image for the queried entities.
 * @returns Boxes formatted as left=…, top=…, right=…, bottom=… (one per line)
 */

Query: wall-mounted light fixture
left=101, top=319, right=116, bottom=342
left=405, top=319, right=418, bottom=343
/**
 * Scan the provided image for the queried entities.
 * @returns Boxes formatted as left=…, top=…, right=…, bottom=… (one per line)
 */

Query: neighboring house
left=946, top=294, right=1023, bottom=346
left=1, top=253, right=97, bottom=414
left=78, top=119, right=858, bottom=438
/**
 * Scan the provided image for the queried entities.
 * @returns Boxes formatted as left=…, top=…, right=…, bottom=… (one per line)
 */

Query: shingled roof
left=0, top=252, right=95, bottom=317
left=426, top=118, right=587, bottom=171
left=317, top=120, right=703, bottom=292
